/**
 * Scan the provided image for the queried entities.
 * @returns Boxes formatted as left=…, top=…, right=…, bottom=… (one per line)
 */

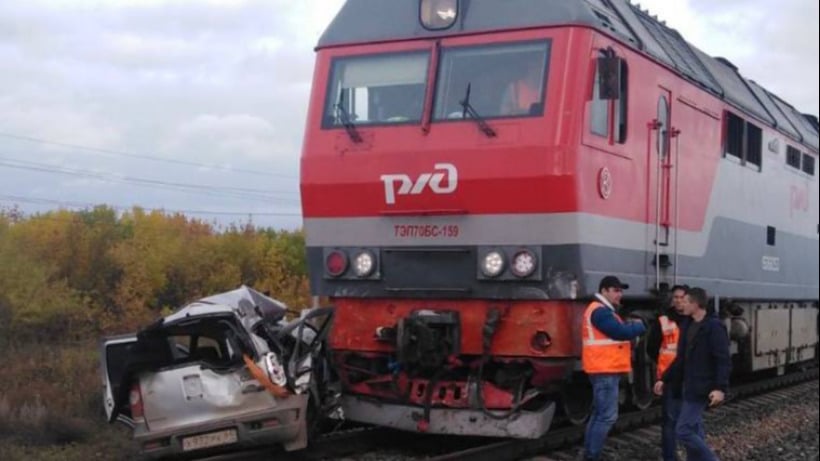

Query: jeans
left=676, top=399, right=718, bottom=461
left=584, top=374, right=620, bottom=461
left=662, top=391, right=683, bottom=461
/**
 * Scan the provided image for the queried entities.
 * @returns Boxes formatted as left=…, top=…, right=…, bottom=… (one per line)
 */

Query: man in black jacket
left=654, top=287, right=730, bottom=461
left=646, top=284, right=688, bottom=461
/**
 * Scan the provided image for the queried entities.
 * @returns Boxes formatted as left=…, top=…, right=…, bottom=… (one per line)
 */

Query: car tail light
left=326, top=250, right=348, bottom=277
left=511, top=249, right=537, bottom=278
left=129, top=382, right=145, bottom=421
left=249, top=417, right=280, bottom=431
left=143, top=439, right=170, bottom=451
left=261, top=418, right=280, bottom=428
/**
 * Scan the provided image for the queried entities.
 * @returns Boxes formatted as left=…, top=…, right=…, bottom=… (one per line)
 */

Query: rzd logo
left=380, top=163, right=458, bottom=205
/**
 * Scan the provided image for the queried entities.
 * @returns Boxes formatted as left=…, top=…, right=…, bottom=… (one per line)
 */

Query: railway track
left=201, top=426, right=406, bottom=461
left=203, top=424, right=485, bottom=461
left=427, top=366, right=819, bottom=461
left=203, top=366, right=818, bottom=461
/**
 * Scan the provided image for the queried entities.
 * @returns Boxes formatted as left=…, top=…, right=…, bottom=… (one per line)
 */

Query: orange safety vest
left=513, top=80, right=539, bottom=112
left=582, top=299, right=632, bottom=374
left=656, top=315, right=680, bottom=380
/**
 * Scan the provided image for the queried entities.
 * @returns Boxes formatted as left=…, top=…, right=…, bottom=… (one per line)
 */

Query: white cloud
left=639, top=0, right=819, bottom=115
left=164, top=114, right=279, bottom=161
left=0, top=0, right=815, bottom=229
left=0, top=102, right=122, bottom=150
left=24, top=0, right=256, bottom=10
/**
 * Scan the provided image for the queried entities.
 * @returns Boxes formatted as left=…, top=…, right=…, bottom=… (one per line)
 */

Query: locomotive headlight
left=481, top=251, right=506, bottom=278
left=353, top=251, right=376, bottom=278
left=419, top=0, right=458, bottom=30
left=511, top=250, right=537, bottom=278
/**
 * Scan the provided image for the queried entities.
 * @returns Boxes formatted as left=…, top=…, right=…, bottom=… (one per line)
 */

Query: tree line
left=0, top=206, right=310, bottom=343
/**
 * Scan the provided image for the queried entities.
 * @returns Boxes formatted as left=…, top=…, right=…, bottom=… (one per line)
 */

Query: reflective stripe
left=584, top=338, right=629, bottom=346
left=584, top=302, right=603, bottom=341
left=585, top=317, right=597, bottom=342
left=659, top=315, right=676, bottom=333
left=656, top=315, right=681, bottom=379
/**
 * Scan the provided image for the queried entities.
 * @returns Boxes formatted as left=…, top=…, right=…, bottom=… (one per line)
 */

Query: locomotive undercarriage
left=333, top=311, right=561, bottom=437
left=717, top=300, right=819, bottom=374
left=332, top=306, right=614, bottom=438
left=331, top=299, right=819, bottom=438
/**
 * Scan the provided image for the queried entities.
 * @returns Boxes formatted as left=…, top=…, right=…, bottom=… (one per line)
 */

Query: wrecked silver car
left=101, top=286, right=334, bottom=459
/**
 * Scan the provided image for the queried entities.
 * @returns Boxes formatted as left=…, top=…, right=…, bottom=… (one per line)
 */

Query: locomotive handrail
left=671, top=126, right=682, bottom=285
left=647, top=119, right=663, bottom=292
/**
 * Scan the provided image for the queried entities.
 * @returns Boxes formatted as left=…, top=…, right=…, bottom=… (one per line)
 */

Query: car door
left=136, top=315, right=284, bottom=432
left=100, top=334, right=138, bottom=427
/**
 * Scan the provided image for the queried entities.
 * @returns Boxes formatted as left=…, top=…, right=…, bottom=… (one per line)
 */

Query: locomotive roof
left=318, top=0, right=818, bottom=151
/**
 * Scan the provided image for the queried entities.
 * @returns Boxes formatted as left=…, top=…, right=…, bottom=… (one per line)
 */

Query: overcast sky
left=0, top=0, right=817, bottom=230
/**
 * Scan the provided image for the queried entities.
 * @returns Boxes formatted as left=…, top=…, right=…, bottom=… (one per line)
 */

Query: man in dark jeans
left=581, top=276, right=646, bottom=461
left=647, top=285, right=688, bottom=461
left=654, top=287, right=730, bottom=461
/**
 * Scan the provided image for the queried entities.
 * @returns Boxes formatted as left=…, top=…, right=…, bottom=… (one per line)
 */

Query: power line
left=0, top=159, right=284, bottom=203
left=0, top=156, right=296, bottom=197
left=0, top=130, right=297, bottom=180
left=0, top=193, right=302, bottom=217
left=0, top=157, right=299, bottom=203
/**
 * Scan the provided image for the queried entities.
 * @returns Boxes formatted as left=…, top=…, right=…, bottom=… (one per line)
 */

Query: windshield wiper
left=459, top=83, right=496, bottom=138
left=335, top=92, right=363, bottom=143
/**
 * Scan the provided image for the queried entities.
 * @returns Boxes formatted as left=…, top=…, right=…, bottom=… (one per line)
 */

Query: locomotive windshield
left=434, top=41, right=550, bottom=120
left=323, top=51, right=430, bottom=127
left=321, top=40, right=551, bottom=130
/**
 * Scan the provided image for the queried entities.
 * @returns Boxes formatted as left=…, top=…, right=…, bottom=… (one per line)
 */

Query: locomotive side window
left=323, top=52, right=430, bottom=127
left=657, top=96, right=669, bottom=157
left=723, top=111, right=763, bottom=171
left=787, top=146, right=802, bottom=169
left=614, top=60, right=629, bottom=143
left=725, top=112, right=744, bottom=160
left=786, top=147, right=817, bottom=176
left=746, top=124, right=763, bottom=168
left=590, top=51, right=628, bottom=144
left=433, top=41, right=550, bottom=120
left=590, top=60, right=609, bottom=138
left=803, top=153, right=816, bottom=176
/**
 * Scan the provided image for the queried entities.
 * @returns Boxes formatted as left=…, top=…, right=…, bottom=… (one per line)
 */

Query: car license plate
left=181, top=429, right=238, bottom=452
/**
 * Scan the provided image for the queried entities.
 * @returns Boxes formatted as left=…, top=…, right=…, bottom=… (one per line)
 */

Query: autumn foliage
left=0, top=206, right=310, bottom=342
left=0, top=206, right=311, bottom=457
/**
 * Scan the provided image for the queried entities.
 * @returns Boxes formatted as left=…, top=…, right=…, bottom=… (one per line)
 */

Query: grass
left=0, top=427, right=138, bottom=461
left=0, top=341, right=139, bottom=461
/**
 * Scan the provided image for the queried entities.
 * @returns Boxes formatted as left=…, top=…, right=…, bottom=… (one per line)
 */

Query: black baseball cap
left=599, top=275, right=629, bottom=291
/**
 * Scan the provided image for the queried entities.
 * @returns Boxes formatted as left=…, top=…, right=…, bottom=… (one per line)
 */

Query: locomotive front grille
left=382, top=248, right=473, bottom=293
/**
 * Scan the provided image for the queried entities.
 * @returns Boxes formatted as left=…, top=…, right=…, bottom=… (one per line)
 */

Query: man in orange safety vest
left=647, top=284, right=688, bottom=461
left=581, top=275, right=646, bottom=461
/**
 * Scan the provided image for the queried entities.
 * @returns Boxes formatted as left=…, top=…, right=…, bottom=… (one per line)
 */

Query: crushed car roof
left=161, top=285, right=289, bottom=332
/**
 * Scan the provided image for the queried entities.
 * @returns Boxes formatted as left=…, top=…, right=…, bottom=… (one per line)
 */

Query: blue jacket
left=590, top=305, right=646, bottom=341
left=661, top=314, right=731, bottom=402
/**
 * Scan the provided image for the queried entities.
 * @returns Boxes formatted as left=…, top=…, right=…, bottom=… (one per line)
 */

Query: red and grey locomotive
left=299, top=0, right=819, bottom=438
